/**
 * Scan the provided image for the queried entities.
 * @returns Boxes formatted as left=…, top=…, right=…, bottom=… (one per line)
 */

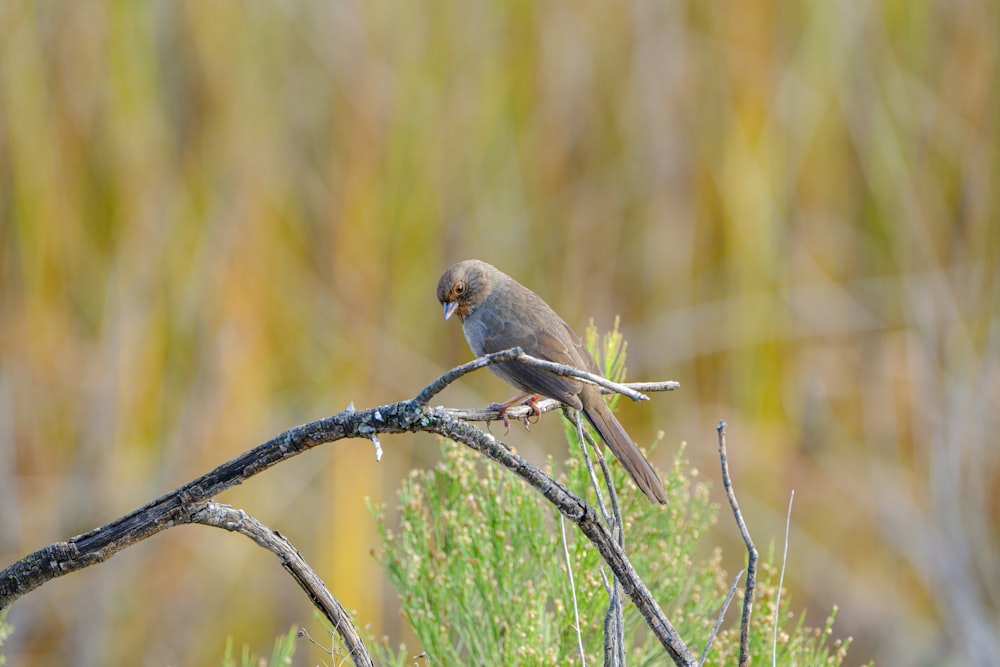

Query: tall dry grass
left=1, top=1, right=997, bottom=664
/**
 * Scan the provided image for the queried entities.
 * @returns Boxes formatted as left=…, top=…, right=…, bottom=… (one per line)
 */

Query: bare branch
left=0, top=355, right=689, bottom=665
left=717, top=421, right=758, bottom=667
left=568, top=408, right=628, bottom=667
left=414, top=348, right=677, bottom=408
left=511, top=352, right=652, bottom=402
left=0, top=400, right=423, bottom=609
left=447, top=376, right=679, bottom=432
left=191, top=503, right=373, bottom=667
left=446, top=397, right=564, bottom=424
left=413, top=348, right=525, bottom=405
left=569, top=409, right=613, bottom=524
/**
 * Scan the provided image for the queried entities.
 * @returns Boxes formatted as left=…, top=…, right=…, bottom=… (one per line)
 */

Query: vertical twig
left=594, top=445, right=624, bottom=547
left=594, top=438, right=626, bottom=667
left=602, top=580, right=625, bottom=667
left=570, top=409, right=627, bottom=666
left=699, top=569, right=744, bottom=667
left=717, top=421, right=757, bottom=667
left=773, top=490, right=795, bottom=667
left=562, top=515, right=588, bottom=667
left=572, top=409, right=613, bottom=524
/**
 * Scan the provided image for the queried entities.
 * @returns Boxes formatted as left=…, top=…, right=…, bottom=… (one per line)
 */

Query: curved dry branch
left=191, top=503, right=373, bottom=667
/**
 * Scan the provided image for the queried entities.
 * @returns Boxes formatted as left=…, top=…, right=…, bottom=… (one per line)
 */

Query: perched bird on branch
left=436, top=259, right=667, bottom=504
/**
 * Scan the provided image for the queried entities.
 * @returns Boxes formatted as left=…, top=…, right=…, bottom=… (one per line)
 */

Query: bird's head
left=436, top=259, right=494, bottom=321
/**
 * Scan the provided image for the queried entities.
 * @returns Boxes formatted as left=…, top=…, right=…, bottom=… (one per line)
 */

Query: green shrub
left=359, top=325, right=861, bottom=666
left=364, top=439, right=858, bottom=666
left=0, top=609, right=11, bottom=666
left=221, top=627, right=297, bottom=667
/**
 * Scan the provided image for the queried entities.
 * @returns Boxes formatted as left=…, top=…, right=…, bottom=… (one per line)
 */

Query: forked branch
left=0, top=350, right=688, bottom=665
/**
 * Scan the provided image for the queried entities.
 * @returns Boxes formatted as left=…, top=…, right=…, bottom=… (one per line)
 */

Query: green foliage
left=220, top=627, right=297, bottom=667
left=367, top=440, right=857, bottom=666
left=367, top=440, right=861, bottom=665
left=364, top=328, right=860, bottom=665
left=584, top=317, right=628, bottom=386
left=0, top=609, right=11, bottom=666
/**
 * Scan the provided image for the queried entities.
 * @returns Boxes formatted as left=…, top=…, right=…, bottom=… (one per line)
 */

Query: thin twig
left=450, top=384, right=679, bottom=423
left=699, top=569, right=744, bottom=666
left=571, top=410, right=612, bottom=524
left=586, top=416, right=627, bottom=667
left=448, top=377, right=679, bottom=426
left=415, top=348, right=667, bottom=407
left=717, top=421, right=757, bottom=667
left=597, top=566, right=625, bottom=667
left=773, top=490, right=795, bottom=667
left=296, top=627, right=333, bottom=664
left=413, top=348, right=525, bottom=405
left=513, top=352, right=651, bottom=402
left=561, top=516, right=587, bottom=667
left=604, top=582, right=625, bottom=667
left=614, top=381, right=680, bottom=393
left=448, top=396, right=564, bottom=423
left=593, top=441, right=624, bottom=548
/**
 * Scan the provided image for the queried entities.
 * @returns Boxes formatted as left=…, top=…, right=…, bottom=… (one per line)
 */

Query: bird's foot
left=486, top=394, right=542, bottom=437
left=520, top=395, right=542, bottom=430
left=486, top=401, right=514, bottom=435
left=485, top=392, right=538, bottom=435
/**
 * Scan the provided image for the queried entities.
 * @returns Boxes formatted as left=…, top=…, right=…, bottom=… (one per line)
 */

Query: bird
left=436, top=259, right=667, bottom=504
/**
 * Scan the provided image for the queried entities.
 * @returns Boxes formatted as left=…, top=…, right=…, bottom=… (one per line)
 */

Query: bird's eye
left=454, top=281, right=465, bottom=295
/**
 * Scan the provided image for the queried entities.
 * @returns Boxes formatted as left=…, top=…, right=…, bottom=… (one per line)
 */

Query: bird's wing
left=472, top=302, right=585, bottom=407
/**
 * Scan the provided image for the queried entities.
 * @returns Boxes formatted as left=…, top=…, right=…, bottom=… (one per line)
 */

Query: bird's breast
left=461, top=314, right=490, bottom=357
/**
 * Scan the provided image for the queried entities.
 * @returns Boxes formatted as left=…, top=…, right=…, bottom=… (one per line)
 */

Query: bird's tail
left=580, top=387, right=668, bottom=504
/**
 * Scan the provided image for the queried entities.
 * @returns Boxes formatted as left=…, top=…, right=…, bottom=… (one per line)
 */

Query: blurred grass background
left=0, top=0, right=997, bottom=665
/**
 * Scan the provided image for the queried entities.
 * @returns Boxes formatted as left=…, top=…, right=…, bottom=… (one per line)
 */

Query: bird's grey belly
left=463, top=312, right=536, bottom=394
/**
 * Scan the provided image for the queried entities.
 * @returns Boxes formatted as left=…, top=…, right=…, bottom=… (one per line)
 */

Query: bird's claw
left=486, top=402, right=513, bottom=435
left=524, top=395, right=542, bottom=422
left=518, top=395, right=542, bottom=430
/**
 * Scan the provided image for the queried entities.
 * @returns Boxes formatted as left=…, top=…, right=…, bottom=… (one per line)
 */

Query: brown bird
left=437, top=259, right=667, bottom=504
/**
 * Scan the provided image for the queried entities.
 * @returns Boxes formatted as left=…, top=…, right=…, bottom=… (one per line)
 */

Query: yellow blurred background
left=1, top=1, right=997, bottom=665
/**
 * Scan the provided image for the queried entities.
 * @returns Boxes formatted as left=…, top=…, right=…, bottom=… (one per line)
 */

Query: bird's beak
left=443, top=301, right=459, bottom=320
